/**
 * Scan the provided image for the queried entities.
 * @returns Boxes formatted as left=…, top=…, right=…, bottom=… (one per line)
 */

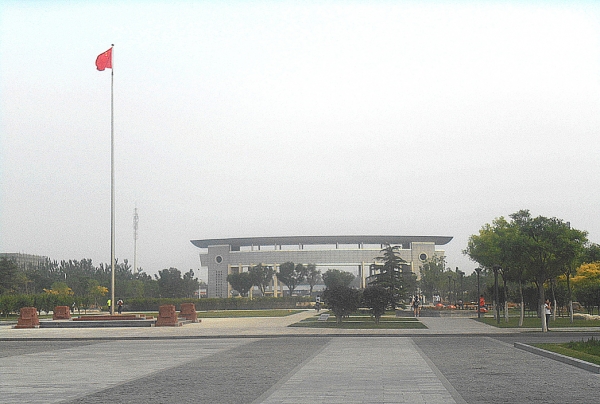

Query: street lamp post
left=448, top=274, right=452, bottom=305
left=493, top=265, right=500, bottom=325
left=453, top=279, right=457, bottom=307
left=195, top=267, right=204, bottom=299
left=461, top=277, right=464, bottom=308
left=475, top=268, right=482, bottom=319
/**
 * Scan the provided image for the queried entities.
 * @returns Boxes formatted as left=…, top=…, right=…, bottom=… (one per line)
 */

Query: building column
left=227, top=264, right=232, bottom=297
left=273, top=264, right=278, bottom=297
left=249, top=263, right=255, bottom=298
left=361, top=262, right=367, bottom=288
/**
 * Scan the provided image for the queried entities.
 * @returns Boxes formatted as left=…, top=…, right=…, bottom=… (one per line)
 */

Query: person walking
left=479, top=295, right=485, bottom=312
left=117, top=299, right=124, bottom=314
left=107, top=299, right=111, bottom=313
left=412, top=294, right=420, bottom=317
left=544, top=299, right=552, bottom=331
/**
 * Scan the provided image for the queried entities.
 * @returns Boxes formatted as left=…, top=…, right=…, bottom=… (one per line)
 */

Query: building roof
left=190, top=235, right=452, bottom=249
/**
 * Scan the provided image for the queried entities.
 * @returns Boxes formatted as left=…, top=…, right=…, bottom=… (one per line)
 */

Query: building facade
left=0, top=253, right=47, bottom=270
left=191, top=235, right=452, bottom=298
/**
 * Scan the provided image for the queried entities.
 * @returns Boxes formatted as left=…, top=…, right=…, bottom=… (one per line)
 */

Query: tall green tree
left=182, top=269, right=200, bottom=298
left=562, top=240, right=590, bottom=322
left=582, top=243, right=600, bottom=264
left=368, top=244, right=406, bottom=309
left=87, top=279, right=108, bottom=308
left=419, top=256, right=446, bottom=302
left=362, top=285, right=392, bottom=324
left=322, top=285, right=361, bottom=324
left=466, top=210, right=588, bottom=331
left=276, top=262, right=307, bottom=296
left=465, top=216, right=531, bottom=324
left=0, top=259, right=19, bottom=294
left=155, top=268, right=184, bottom=298
left=512, top=210, right=587, bottom=331
left=226, top=272, right=254, bottom=297
left=249, top=264, right=275, bottom=296
left=323, top=269, right=355, bottom=289
left=134, top=271, right=159, bottom=298
left=571, top=263, right=600, bottom=314
left=305, top=264, right=321, bottom=295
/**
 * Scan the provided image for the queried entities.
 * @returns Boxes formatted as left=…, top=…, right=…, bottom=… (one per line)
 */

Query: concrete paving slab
left=0, top=310, right=518, bottom=341
left=2, top=312, right=600, bottom=404
left=0, top=339, right=254, bottom=404
left=255, top=337, right=464, bottom=404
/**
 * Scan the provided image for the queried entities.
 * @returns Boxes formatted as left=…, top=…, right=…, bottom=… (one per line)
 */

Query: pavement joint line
left=514, top=342, right=600, bottom=373
left=250, top=337, right=333, bottom=404
left=61, top=338, right=260, bottom=404
left=0, top=332, right=529, bottom=342
left=3, top=310, right=600, bottom=343
left=410, top=338, right=468, bottom=404
left=5, top=332, right=600, bottom=403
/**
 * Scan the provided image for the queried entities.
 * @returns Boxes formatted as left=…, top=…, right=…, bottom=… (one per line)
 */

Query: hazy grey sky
left=1, top=0, right=599, bottom=280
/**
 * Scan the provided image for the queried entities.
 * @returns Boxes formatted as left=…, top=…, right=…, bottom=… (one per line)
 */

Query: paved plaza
left=1, top=312, right=599, bottom=403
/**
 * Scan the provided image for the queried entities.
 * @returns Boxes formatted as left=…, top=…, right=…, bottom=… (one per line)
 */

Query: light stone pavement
left=0, top=310, right=525, bottom=340
left=255, top=337, right=462, bottom=404
left=1, top=311, right=600, bottom=403
left=1, top=339, right=255, bottom=403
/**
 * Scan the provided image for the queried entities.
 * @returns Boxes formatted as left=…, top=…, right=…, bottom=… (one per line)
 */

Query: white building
left=191, top=235, right=452, bottom=298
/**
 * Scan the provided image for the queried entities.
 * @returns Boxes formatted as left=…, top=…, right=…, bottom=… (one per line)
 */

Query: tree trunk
left=503, top=278, right=509, bottom=323
left=538, top=281, right=547, bottom=332
left=551, top=279, right=557, bottom=321
left=518, top=279, right=524, bottom=327
left=566, top=273, right=573, bottom=323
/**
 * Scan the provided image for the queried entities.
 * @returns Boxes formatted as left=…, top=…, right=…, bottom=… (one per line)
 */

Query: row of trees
left=419, top=256, right=477, bottom=304
left=0, top=257, right=202, bottom=306
left=226, top=262, right=323, bottom=297
left=464, top=209, right=600, bottom=331
left=570, top=263, right=600, bottom=313
left=224, top=245, right=411, bottom=324
left=322, top=245, right=410, bottom=323
left=226, top=245, right=416, bottom=299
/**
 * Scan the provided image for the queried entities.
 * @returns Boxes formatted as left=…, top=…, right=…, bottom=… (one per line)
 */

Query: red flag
left=96, top=48, right=112, bottom=71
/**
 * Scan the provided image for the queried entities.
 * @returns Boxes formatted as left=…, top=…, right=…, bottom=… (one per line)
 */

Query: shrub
left=0, top=293, right=312, bottom=314
left=0, top=294, right=18, bottom=316
left=323, top=286, right=361, bottom=323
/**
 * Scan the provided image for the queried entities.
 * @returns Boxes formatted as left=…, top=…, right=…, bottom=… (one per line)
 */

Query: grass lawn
left=534, top=338, right=600, bottom=366
left=1, top=309, right=303, bottom=321
left=194, top=309, right=302, bottom=318
left=0, top=314, right=53, bottom=321
left=290, top=314, right=427, bottom=329
left=479, top=316, right=600, bottom=328
left=129, top=309, right=303, bottom=318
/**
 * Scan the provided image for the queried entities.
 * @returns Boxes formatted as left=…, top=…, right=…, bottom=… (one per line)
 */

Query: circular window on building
left=419, top=253, right=428, bottom=261
left=215, top=255, right=223, bottom=264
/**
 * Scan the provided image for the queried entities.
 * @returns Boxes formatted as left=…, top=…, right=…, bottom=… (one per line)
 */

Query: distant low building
left=190, top=235, right=452, bottom=298
left=0, top=253, right=47, bottom=270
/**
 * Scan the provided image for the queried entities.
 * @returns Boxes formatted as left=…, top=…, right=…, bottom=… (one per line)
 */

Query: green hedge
left=0, top=293, right=312, bottom=315
left=0, top=293, right=75, bottom=316
left=125, top=296, right=312, bottom=311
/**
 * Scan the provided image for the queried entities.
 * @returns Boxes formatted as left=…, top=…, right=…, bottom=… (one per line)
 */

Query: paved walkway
left=1, top=312, right=600, bottom=403
left=0, top=311, right=522, bottom=340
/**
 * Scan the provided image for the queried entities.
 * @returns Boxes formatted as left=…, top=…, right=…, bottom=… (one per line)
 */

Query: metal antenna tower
left=133, top=207, right=139, bottom=274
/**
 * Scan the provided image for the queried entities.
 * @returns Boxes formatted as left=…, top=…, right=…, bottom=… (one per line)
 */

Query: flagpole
left=110, top=44, right=115, bottom=315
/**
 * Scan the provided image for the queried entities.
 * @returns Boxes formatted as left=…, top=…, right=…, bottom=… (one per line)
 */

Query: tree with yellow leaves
left=43, top=282, right=74, bottom=296
left=571, top=262, right=600, bottom=314
left=87, top=279, right=108, bottom=309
